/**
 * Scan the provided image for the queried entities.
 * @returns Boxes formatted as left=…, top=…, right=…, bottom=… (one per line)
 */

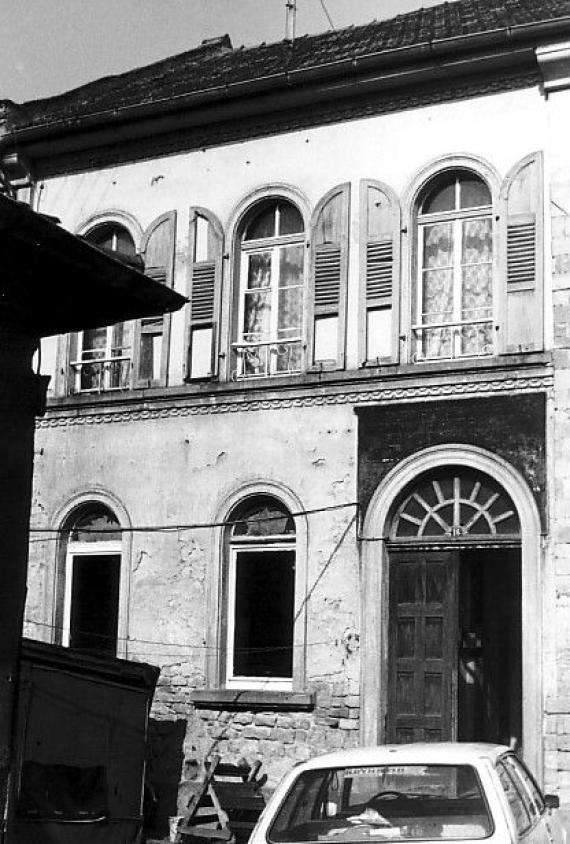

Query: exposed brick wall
left=357, top=394, right=546, bottom=526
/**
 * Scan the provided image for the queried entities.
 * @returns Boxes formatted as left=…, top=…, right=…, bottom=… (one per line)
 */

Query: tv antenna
left=285, top=0, right=297, bottom=41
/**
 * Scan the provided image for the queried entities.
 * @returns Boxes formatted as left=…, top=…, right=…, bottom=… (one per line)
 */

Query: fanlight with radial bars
left=391, top=469, right=521, bottom=540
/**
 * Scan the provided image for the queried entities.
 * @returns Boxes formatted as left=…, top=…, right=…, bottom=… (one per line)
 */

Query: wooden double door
left=386, top=548, right=522, bottom=746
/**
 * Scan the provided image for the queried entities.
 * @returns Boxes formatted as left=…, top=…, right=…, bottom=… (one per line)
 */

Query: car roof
left=295, top=743, right=511, bottom=772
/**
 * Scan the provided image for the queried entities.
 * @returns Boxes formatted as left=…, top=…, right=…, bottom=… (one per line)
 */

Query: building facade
left=3, top=0, right=570, bottom=819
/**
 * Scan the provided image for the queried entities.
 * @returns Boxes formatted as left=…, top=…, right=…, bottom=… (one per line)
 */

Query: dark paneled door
left=387, top=551, right=458, bottom=743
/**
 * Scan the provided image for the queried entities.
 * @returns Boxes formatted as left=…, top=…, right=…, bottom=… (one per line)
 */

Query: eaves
left=4, top=16, right=568, bottom=167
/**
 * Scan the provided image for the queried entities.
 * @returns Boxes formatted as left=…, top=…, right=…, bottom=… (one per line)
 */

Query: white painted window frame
left=62, top=539, right=122, bottom=648
left=415, top=181, right=494, bottom=361
left=236, top=206, right=305, bottom=378
left=226, top=535, right=296, bottom=691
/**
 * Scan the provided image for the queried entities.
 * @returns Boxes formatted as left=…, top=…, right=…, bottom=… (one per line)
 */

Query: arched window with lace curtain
left=233, top=199, right=305, bottom=379
left=413, top=171, right=494, bottom=362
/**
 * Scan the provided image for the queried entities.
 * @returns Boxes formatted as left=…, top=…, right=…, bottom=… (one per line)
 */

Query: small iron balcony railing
left=70, top=355, right=132, bottom=393
left=411, top=316, right=494, bottom=362
left=232, top=338, right=303, bottom=379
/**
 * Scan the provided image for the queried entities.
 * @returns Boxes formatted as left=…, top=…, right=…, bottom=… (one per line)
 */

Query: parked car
left=249, top=744, right=567, bottom=844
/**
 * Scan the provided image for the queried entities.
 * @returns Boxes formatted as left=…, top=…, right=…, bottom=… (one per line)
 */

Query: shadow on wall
left=145, top=718, right=187, bottom=836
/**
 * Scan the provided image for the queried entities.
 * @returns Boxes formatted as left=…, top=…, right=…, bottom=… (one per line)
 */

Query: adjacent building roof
left=0, top=194, right=186, bottom=337
left=7, top=0, right=570, bottom=133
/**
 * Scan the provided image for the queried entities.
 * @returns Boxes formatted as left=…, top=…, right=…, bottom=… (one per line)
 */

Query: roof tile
left=10, top=0, right=570, bottom=131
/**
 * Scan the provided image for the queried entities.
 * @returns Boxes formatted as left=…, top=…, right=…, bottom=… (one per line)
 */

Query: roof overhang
left=3, top=16, right=570, bottom=168
left=0, top=193, right=186, bottom=337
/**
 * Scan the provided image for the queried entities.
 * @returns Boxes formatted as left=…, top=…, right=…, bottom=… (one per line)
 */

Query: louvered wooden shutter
left=360, top=180, right=400, bottom=364
left=507, top=221, right=536, bottom=286
left=187, top=208, right=223, bottom=379
left=315, top=244, right=342, bottom=309
left=501, top=152, right=543, bottom=353
left=310, top=184, right=350, bottom=369
left=366, top=240, right=393, bottom=302
left=135, top=211, right=177, bottom=386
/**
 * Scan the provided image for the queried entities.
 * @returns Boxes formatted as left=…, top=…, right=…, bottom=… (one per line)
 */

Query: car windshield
left=268, top=764, right=493, bottom=843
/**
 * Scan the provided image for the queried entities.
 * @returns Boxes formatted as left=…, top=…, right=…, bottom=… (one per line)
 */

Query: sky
left=2, top=0, right=443, bottom=104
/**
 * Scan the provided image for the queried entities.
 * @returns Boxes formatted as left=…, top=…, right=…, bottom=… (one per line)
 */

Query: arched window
left=413, top=171, right=493, bottom=362
left=73, top=223, right=137, bottom=393
left=391, top=468, right=521, bottom=540
left=234, top=199, right=305, bottom=379
left=224, top=496, right=296, bottom=688
left=69, top=211, right=177, bottom=393
left=59, top=504, right=122, bottom=654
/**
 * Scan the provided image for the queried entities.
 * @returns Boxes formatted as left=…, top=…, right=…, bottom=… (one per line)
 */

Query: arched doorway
left=387, top=467, right=521, bottom=746
left=360, top=445, right=542, bottom=776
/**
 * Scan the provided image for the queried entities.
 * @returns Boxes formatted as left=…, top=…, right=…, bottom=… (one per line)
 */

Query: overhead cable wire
left=27, top=501, right=360, bottom=542
left=22, top=617, right=341, bottom=656
left=24, top=515, right=359, bottom=657
left=318, top=0, right=335, bottom=29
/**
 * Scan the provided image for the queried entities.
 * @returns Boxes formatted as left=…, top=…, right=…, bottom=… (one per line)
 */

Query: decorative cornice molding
left=37, top=373, right=552, bottom=428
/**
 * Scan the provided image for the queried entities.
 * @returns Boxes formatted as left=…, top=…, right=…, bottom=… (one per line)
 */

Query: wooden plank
left=214, top=763, right=250, bottom=779
left=179, top=825, right=234, bottom=840
left=216, top=795, right=265, bottom=811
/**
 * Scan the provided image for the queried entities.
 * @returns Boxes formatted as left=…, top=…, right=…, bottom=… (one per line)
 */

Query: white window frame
left=235, top=204, right=305, bottom=379
left=226, top=533, right=296, bottom=690
left=72, top=325, right=132, bottom=393
left=414, top=175, right=494, bottom=362
left=70, top=219, right=139, bottom=394
left=62, top=539, right=122, bottom=649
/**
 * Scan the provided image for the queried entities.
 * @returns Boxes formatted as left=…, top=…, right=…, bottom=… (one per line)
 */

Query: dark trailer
left=9, top=639, right=159, bottom=844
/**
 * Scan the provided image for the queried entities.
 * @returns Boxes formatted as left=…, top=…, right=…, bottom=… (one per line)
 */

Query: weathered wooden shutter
left=500, top=152, right=543, bottom=353
left=359, top=180, right=400, bottom=364
left=135, top=211, right=177, bottom=386
left=186, top=208, right=224, bottom=379
left=310, top=184, right=350, bottom=369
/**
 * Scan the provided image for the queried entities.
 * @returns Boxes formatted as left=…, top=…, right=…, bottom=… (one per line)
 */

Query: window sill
left=191, top=689, right=315, bottom=711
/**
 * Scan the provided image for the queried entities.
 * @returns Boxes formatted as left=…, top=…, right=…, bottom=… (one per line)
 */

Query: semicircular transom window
left=391, top=469, right=520, bottom=540
left=69, top=504, right=121, bottom=542
left=231, top=495, right=296, bottom=538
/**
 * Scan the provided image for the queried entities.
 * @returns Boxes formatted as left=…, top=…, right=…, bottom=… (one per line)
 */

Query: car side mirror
left=545, top=794, right=560, bottom=810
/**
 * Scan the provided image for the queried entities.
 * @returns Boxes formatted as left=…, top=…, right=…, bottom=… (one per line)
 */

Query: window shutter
left=186, top=208, right=224, bottom=379
left=135, top=211, right=177, bottom=387
left=500, top=152, right=543, bottom=353
left=359, top=180, right=400, bottom=364
left=310, top=183, right=350, bottom=369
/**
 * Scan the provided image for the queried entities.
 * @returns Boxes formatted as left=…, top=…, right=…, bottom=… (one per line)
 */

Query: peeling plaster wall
left=26, top=402, right=359, bottom=795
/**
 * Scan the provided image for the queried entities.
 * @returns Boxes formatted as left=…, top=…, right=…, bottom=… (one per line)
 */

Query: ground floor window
left=224, top=496, right=296, bottom=689
left=60, top=504, right=122, bottom=654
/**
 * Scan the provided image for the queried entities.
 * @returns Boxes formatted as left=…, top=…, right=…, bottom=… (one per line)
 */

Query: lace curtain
left=420, top=217, right=492, bottom=359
